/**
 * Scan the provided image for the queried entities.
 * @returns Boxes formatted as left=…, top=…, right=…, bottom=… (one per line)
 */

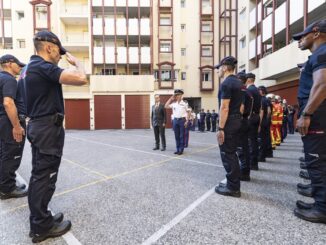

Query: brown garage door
left=159, top=95, right=172, bottom=128
left=65, top=99, right=90, bottom=129
left=94, top=95, right=121, bottom=129
left=125, top=95, right=150, bottom=129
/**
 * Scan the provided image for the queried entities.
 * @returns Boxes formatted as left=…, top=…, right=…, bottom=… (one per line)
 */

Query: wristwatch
left=301, top=111, right=313, bottom=118
left=218, top=127, right=224, bottom=131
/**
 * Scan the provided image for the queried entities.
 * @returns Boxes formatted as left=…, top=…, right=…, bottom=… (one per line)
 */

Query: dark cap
left=174, top=89, right=184, bottom=95
left=0, top=54, right=26, bottom=67
left=246, top=73, right=256, bottom=79
left=258, top=86, right=268, bottom=95
left=34, top=31, right=67, bottom=55
left=293, top=20, right=326, bottom=41
left=237, top=70, right=247, bottom=81
left=214, top=56, right=237, bottom=69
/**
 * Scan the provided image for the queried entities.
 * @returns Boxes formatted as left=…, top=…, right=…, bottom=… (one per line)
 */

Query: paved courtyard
left=0, top=129, right=325, bottom=245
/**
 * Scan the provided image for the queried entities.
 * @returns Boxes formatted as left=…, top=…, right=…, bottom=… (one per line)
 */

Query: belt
left=228, top=114, right=242, bottom=119
left=174, top=117, right=186, bottom=120
left=29, top=113, right=55, bottom=120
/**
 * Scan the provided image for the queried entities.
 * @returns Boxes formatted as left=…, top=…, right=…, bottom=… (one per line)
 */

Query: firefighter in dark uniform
left=18, top=31, right=87, bottom=243
left=206, top=110, right=211, bottom=131
left=245, top=73, right=262, bottom=170
left=211, top=110, right=218, bottom=132
left=0, top=55, right=27, bottom=199
left=215, top=56, right=243, bottom=198
left=258, top=86, right=270, bottom=162
left=199, top=109, right=206, bottom=132
left=236, top=71, right=253, bottom=181
left=293, top=20, right=326, bottom=224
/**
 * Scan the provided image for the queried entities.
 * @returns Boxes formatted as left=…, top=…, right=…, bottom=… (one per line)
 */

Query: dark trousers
left=288, top=117, right=295, bottom=134
left=184, top=122, right=191, bottom=147
left=212, top=120, right=217, bottom=132
left=219, top=117, right=241, bottom=191
left=27, top=116, right=65, bottom=234
left=0, top=137, right=26, bottom=193
left=197, top=120, right=201, bottom=131
left=248, top=114, right=260, bottom=168
left=266, top=120, right=273, bottom=156
left=28, top=146, right=61, bottom=234
left=173, top=118, right=185, bottom=152
left=153, top=125, right=166, bottom=148
left=258, top=121, right=269, bottom=160
left=237, top=118, right=250, bottom=175
left=206, top=120, right=211, bottom=131
left=0, top=118, right=26, bottom=193
left=282, top=119, right=288, bottom=140
left=302, top=102, right=326, bottom=213
left=200, top=120, right=205, bottom=132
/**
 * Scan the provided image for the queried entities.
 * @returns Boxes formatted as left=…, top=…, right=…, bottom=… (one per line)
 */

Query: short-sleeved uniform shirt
left=241, top=85, right=253, bottom=118
left=169, top=100, right=188, bottom=118
left=298, top=43, right=326, bottom=114
left=247, top=84, right=261, bottom=114
left=0, top=71, right=20, bottom=116
left=17, top=55, right=64, bottom=118
left=261, top=96, right=269, bottom=120
left=220, top=74, right=244, bottom=115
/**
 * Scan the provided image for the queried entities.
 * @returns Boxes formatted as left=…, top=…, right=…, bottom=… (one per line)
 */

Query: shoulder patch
left=317, top=54, right=326, bottom=63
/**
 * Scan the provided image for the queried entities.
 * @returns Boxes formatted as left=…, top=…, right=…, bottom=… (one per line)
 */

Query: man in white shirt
left=165, top=89, right=188, bottom=155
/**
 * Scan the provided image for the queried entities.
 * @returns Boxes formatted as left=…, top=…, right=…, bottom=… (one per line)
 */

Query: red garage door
left=94, top=95, right=121, bottom=129
left=125, top=95, right=150, bottom=129
left=65, top=99, right=90, bottom=129
left=159, top=95, right=172, bottom=128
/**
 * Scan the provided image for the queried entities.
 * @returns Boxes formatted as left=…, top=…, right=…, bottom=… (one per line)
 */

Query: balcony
left=93, top=0, right=150, bottom=7
left=61, top=33, right=89, bottom=52
left=60, top=5, right=88, bottom=25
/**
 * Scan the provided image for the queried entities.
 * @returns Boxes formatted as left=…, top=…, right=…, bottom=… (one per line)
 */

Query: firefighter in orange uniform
left=271, top=95, right=283, bottom=148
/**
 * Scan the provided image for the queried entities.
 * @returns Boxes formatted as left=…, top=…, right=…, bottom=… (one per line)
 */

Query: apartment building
left=0, top=0, right=238, bottom=129
left=238, top=0, right=326, bottom=106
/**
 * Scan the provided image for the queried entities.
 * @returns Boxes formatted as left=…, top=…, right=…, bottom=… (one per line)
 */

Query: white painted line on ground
left=141, top=187, right=215, bottom=245
left=15, top=173, right=82, bottom=245
left=67, top=135, right=219, bottom=168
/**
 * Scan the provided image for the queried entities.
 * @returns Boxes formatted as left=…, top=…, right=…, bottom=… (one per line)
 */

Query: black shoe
left=297, top=186, right=313, bottom=197
left=299, top=156, right=305, bottom=162
left=300, top=161, right=307, bottom=169
left=258, top=158, right=266, bottom=162
left=240, top=174, right=250, bottom=181
left=297, top=183, right=311, bottom=189
left=215, top=185, right=241, bottom=198
left=178, top=151, right=183, bottom=155
left=16, top=183, right=26, bottom=190
left=266, top=152, right=273, bottom=158
left=0, top=187, right=28, bottom=200
left=174, top=151, right=179, bottom=154
left=296, top=200, right=314, bottom=210
left=161, top=147, right=166, bottom=151
left=294, top=207, right=326, bottom=224
left=299, top=171, right=310, bottom=180
left=32, top=220, right=72, bottom=243
left=250, top=165, right=259, bottom=171
left=153, top=146, right=159, bottom=150
left=29, top=213, right=64, bottom=238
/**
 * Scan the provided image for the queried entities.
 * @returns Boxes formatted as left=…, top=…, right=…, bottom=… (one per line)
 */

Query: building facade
left=238, top=0, right=326, bottom=106
left=0, top=0, right=238, bottom=129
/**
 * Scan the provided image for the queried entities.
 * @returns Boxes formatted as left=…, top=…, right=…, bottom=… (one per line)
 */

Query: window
left=181, top=48, right=186, bottom=56
left=36, top=5, right=47, bottom=21
left=202, top=46, right=213, bottom=57
left=181, top=72, right=186, bottom=80
left=181, top=24, right=186, bottom=31
left=181, top=0, right=185, bottom=8
left=160, top=40, right=172, bottom=53
left=102, top=69, right=116, bottom=75
left=201, top=21, right=212, bottom=32
left=17, top=11, right=24, bottom=20
left=161, top=70, right=172, bottom=81
left=239, top=37, right=246, bottom=49
left=160, top=14, right=172, bottom=26
left=239, top=8, right=246, bottom=21
left=17, top=39, right=26, bottom=48
left=202, top=71, right=212, bottom=82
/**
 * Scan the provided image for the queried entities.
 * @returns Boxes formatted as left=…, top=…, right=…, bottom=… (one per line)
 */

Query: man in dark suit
left=151, top=94, right=166, bottom=151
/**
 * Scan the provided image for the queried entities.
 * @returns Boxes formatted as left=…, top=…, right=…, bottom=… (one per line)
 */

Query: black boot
left=32, top=220, right=72, bottom=243
left=152, top=146, right=159, bottom=150
left=29, top=213, right=64, bottom=238
left=0, top=187, right=28, bottom=200
left=299, top=171, right=310, bottom=180
left=297, top=186, right=313, bottom=197
left=296, top=200, right=314, bottom=210
left=294, top=207, right=326, bottom=224
left=215, top=185, right=241, bottom=198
